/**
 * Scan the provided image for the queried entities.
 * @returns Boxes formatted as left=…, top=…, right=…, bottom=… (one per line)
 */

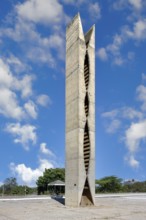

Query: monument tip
left=67, top=13, right=81, bottom=30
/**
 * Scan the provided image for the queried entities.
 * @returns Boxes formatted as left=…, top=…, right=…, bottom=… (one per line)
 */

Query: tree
left=3, top=177, right=18, bottom=195
left=123, top=181, right=146, bottom=193
left=36, top=168, right=65, bottom=194
left=11, top=185, right=37, bottom=195
left=96, top=176, right=122, bottom=193
left=36, top=176, right=46, bottom=195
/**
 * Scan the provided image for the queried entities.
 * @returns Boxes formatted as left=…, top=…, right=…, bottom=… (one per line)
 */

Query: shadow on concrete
left=51, top=196, right=65, bottom=205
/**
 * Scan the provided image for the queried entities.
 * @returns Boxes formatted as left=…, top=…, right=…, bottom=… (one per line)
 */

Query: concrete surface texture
left=0, top=195, right=146, bottom=219
left=66, top=13, right=95, bottom=207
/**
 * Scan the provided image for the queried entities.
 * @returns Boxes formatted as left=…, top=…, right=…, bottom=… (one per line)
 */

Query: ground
left=0, top=194, right=146, bottom=220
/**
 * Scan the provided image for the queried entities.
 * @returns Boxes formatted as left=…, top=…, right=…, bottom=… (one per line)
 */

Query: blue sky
left=0, top=0, right=146, bottom=186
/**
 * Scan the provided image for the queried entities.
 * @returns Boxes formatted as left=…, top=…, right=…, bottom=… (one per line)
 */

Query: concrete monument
left=65, top=13, right=95, bottom=207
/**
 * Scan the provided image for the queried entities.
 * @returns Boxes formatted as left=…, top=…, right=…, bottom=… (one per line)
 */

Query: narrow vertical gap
left=80, top=45, right=93, bottom=206
left=84, top=93, right=89, bottom=117
left=80, top=178, right=93, bottom=206
left=84, top=52, right=89, bottom=91
left=83, top=122, right=90, bottom=174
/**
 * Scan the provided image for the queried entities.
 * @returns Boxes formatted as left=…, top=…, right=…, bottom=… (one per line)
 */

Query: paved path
left=0, top=196, right=51, bottom=201
left=0, top=194, right=146, bottom=219
left=95, top=192, right=146, bottom=198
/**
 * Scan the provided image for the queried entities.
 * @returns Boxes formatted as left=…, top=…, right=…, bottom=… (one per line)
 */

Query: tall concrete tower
left=65, top=13, right=95, bottom=207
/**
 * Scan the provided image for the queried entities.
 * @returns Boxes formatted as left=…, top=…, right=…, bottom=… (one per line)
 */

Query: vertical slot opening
left=83, top=122, right=90, bottom=174
left=84, top=52, right=89, bottom=90
left=84, top=93, right=89, bottom=117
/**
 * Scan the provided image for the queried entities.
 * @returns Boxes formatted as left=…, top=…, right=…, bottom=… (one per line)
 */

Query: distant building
left=123, top=179, right=138, bottom=185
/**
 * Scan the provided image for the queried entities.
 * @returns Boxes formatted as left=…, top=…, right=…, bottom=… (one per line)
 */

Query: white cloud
left=79, top=0, right=86, bottom=3
left=24, top=100, right=37, bottom=119
left=6, top=54, right=29, bottom=74
left=37, top=94, right=52, bottom=107
left=10, top=158, right=54, bottom=186
left=0, top=2, right=65, bottom=67
left=48, top=34, right=64, bottom=48
left=39, top=158, right=54, bottom=171
left=125, top=155, right=140, bottom=168
left=107, top=34, right=123, bottom=55
left=102, top=107, right=143, bottom=120
left=122, top=107, right=143, bottom=119
left=25, top=32, right=64, bottom=64
left=113, top=0, right=128, bottom=10
left=142, top=73, right=146, bottom=81
left=0, top=19, right=34, bottom=42
left=16, top=75, right=34, bottom=99
left=40, top=142, right=55, bottom=157
left=16, top=0, right=65, bottom=25
left=96, top=48, right=108, bottom=61
left=105, top=119, right=121, bottom=134
left=0, top=58, right=34, bottom=120
left=5, top=123, right=37, bottom=150
left=125, top=19, right=146, bottom=40
left=0, top=58, right=33, bottom=99
left=102, top=109, right=119, bottom=119
left=0, top=10, right=64, bottom=65
left=136, top=85, right=146, bottom=111
left=97, top=1, right=146, bottom=65
left=127, top=51, right=135, bottom=60
left=62, top=0, right=85, bottom=5
left=113, top=0, right=143, bottom=10
left=89, top=2, right=101, bottom=21
left=62, top=0, right=75, bottom=3
left=0, top=59, right=13, bottom=88
left=113, top=57, right=124, bottom=66
left=0, top=88, right=25, bottom=120
left=102, top=78, right=146, bottom=169
left=125, top=120, right=146, bottom=154
left=128, top=0, right=142, bottom=10
left=27, top=46, right=55, bottom=66
left=0, top=56, right=50, bottom=122
left=97, top=34, right=125, bottom=65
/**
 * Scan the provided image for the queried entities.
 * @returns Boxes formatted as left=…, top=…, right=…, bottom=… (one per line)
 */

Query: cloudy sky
left=0, top=0, right=146, bottom=186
